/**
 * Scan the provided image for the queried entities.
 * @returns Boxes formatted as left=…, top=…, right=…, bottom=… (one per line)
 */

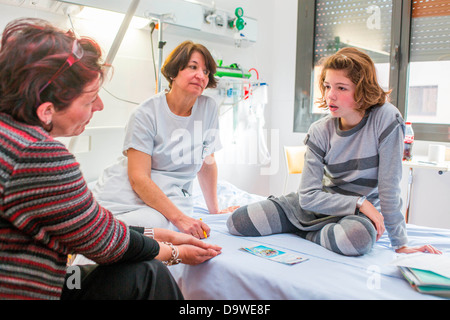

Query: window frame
left=294, top=0, right=450, bottom=142
left=293, top=0, right=317, bottom=133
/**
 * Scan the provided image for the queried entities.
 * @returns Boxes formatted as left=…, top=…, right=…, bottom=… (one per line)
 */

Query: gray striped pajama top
left=281, top=102, right=408, bottom=248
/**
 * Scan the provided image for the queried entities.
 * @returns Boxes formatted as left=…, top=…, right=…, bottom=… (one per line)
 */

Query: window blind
left=314, top=0, right=393, bottom=64
left=411, top=0, right=450, bottom=61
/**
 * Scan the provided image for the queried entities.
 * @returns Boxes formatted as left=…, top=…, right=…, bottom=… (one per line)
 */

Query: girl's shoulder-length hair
left=316, top=47, right=391, bottom=112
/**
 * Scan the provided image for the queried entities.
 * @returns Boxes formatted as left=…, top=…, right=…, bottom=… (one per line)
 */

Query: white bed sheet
left=70, top=127, right=450, bottom=300
left=168, top=181, right=450, bottom=300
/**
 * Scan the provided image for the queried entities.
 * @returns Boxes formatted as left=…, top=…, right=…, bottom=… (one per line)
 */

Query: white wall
left=1, top=0, right=448, bottom=228
left=399, top=141, right=450, bottom=229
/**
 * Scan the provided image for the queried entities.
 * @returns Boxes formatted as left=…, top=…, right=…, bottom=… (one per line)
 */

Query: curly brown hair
left=316, top=47, right=391, bottom=112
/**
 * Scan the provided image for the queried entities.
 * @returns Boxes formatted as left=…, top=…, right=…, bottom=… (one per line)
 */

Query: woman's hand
left=154, top=228, right=221, bottom=252
left=395, top=245, right=442, bottom=254
left=215, top=205, right=240, bottom=214
left=154, top=229, right=222, bottom=265
left=177, top=244, right=221, bottom=265
left=359, top=200, right=385, bottom=241
left=172, top=215, right=210, bottom=239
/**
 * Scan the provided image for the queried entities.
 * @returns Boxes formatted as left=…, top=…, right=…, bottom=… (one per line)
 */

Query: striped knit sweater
left=298, top=102, right=408, bottom=248
left=0, top=113, right=130, bottom=299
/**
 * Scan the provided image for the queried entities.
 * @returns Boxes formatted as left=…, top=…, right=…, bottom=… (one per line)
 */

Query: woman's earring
left=46, top=119, right=51, bottom=125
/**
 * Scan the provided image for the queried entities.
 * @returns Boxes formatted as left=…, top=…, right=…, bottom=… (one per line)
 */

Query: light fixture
left=76, top=6, right=150, bottom=29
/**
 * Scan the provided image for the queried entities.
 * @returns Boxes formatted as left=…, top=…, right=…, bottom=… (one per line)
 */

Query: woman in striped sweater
left=0, top=18, right=221, bottom=300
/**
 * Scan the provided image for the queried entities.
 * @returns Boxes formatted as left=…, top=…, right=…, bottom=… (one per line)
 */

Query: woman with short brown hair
left=162, top=40, right=217, bottom=90
left=94, top=40, right=237, bottom=239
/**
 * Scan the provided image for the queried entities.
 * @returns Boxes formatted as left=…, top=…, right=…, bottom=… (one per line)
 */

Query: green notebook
left=399, top=266, right=450, bottom=298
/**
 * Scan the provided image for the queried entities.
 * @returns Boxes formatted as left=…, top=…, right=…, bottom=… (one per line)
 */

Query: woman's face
left=171, top=51, right=210, bottom=97
left=50, top=78, right=103, bottom=137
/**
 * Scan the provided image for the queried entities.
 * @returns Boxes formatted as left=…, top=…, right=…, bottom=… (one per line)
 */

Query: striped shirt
left=299, top=102, right=408, bottom=248
left=0, top=113, right=130, bottom=299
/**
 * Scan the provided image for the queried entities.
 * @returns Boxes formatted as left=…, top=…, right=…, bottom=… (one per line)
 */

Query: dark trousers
left=60, top=259, right=184, bottom=300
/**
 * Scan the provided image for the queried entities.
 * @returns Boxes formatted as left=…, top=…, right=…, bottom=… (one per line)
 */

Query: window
left=407, top=85, right=438, bottom=119
left=407, top=0, right=450, bottom=128
left=294, top=0, right=450, bottom=142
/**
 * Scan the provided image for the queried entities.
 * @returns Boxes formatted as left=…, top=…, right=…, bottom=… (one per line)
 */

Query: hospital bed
left=69, top=126, right=450, bottom=300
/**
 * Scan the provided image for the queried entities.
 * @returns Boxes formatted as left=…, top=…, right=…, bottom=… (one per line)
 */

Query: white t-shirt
left=93, top=92, right=222, bottom=215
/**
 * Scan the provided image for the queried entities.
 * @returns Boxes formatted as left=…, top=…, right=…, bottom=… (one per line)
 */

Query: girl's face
left=50, top=78, right=103, bottom=137
left=323, top=69, right=363, bottom=130
left=172, top=51, right=210, bottom=97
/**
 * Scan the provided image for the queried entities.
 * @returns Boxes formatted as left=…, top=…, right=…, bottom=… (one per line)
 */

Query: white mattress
left=70, top=127, right=450, bottom=300
left=168, top=181, right=450, bottom=300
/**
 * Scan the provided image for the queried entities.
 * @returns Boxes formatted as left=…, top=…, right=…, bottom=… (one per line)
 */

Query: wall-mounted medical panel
left=59, top=0, right=203, bottom=30
left=59, top=0, right=257, bottom=45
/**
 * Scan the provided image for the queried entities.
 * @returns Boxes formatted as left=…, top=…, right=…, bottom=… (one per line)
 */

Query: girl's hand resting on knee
left=357, top=202, right=442, bottom=254
left=359, top=200, right=385, bottom=241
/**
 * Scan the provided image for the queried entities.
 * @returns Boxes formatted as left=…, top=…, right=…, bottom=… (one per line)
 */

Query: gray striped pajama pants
left=227, top=199, right=376, bottom=256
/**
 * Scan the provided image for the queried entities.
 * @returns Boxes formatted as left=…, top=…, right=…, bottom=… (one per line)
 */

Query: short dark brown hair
left=0, top=18, right=105, bottom=127
left=317, top=47, right=391, bottom=112
left=161, top=40, right=217, bottom=89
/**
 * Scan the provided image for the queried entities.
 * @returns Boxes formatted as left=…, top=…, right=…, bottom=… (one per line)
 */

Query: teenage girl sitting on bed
left=227, top=47, right=441, bottom=256
left=94, top=41, right=237, bottom=239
